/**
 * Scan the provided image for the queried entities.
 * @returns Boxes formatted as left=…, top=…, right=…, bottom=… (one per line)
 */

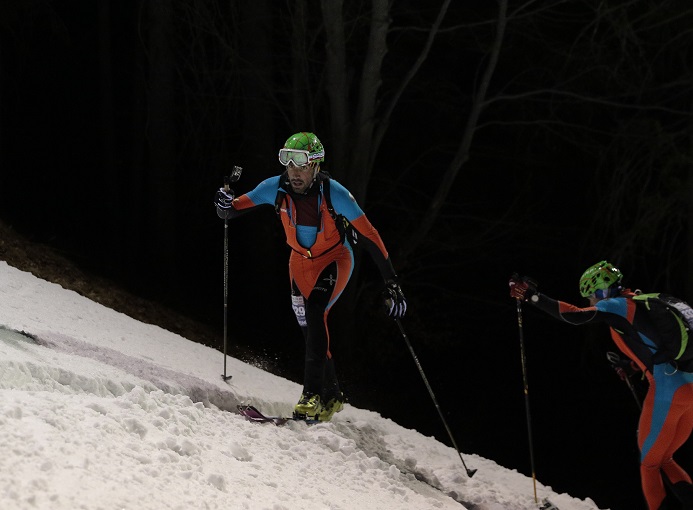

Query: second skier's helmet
left=278, top=132, right=325, bottom=166
left=579, top=260, right=623, bottom=298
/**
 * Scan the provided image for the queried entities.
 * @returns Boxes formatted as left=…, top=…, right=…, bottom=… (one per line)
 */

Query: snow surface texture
left=0, top=261, right=603, bottom=509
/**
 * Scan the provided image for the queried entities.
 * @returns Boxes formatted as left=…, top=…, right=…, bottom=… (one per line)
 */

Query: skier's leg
left=322, top=357, right=341, bottom=401
left=293, top=247, right=352, bottom=419
left=639, top=385, right=693, bottom=509
left=302, top=262, right=338, bottom=397
left=290, top=265, right=324, bottom=418
left=316, top=249, right=353, bottom=420
left=659, top=389, right=693, bottom=507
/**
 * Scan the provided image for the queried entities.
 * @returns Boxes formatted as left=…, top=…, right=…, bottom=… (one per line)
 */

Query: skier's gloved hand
left=215, top=188, right=235, bottom=209
left=383, top=279, right=407, bottom=319
left=509, top=274, right=538, bottom=301
left=215, top=188, right=235, bottom=219
left=606, top=351, right=640, bottom=381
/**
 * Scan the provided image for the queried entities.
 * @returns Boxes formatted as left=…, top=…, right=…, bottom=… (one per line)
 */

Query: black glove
left=509, top=274, right=538, bottom=302
left=606, top=351, right=640, bottom=381
left=215, top=188, right=235, bottom=209
left=215, top=188, right=235, bottom=219
left=383, top=279, right=407, bottom=319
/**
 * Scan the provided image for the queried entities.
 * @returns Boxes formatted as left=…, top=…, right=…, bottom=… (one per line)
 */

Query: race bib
left=292, top=295, right=307, bottom=327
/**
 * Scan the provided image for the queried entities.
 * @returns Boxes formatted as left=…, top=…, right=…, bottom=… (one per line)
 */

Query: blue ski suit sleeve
left=215, top=176, right=280, bottom=220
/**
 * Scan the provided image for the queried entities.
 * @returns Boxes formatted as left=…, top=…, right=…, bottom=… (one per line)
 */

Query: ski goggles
left=278, top=149, right=323, bottom=167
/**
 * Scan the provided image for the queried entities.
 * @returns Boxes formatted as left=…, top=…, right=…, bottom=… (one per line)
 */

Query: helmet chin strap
left=303, top=163, right=320, bottom=191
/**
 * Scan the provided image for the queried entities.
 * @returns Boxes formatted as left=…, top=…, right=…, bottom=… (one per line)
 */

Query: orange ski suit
left=531, top=291, right=693, bottom=509
left=220, top=172, right=396, bottom=400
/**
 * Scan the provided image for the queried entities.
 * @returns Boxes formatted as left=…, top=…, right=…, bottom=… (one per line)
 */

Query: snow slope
left=0, top=261, right=603, bottom=509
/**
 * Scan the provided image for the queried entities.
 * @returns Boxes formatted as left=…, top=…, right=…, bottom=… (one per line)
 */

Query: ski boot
left=318, top=391, right=345, bottom=422
left=293, top=392, right=322, bottom=420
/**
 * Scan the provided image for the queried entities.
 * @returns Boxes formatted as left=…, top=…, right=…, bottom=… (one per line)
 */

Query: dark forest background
left=2, top=1, right=693, bottom=509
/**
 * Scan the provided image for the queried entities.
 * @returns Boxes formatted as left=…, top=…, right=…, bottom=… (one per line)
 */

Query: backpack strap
left=274, top=189, right=287, bottom=216
left=321, top=174, right=337, bottom=221
left=321, top=174, right=357, bottom=246
left=274, top=171, right=290, bottom=216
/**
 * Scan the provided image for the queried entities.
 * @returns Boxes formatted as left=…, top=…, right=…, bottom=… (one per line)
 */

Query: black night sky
left=2, top=2, right=693, bottom=509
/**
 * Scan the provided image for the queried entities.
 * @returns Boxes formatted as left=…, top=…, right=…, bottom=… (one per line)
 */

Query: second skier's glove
left=509, top=274, right=538, bottom=302
left=606, top=351, right=640, bottom=381
left=384, top=279, right=407, bottom=319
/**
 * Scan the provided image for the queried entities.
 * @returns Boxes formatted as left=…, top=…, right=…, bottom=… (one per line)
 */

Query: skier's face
left=287, top=163, right=317, bottom=194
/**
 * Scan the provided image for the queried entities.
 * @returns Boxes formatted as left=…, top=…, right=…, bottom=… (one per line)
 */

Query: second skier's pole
left=516, top=298, right=538, bottom=503
left=393, top=318, right=477, bottom=477
left=606, top=351, right=642, bottom=411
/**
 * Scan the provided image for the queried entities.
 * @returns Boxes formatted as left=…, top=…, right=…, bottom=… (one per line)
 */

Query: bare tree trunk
left=98, top=0, right=115, bottom=173
left=146, top=0, right=178, bottom=280
left=321, top=0, right=348, bottom=176
left=688, top=100, right=693, bottom=299
left=322, top=0, right=451, bottom=204
left=125, top=2, right=148, bottom=276
left=371, top=0, right=451, bottom=168
left=291, top=0, right=314, bottom=129
left=343, top=0, right=390, bottom=203
left=241, top=0, right=275, bottom=171
left=97, top=0, right=120, bottom=263
left=399, top=0, right=508, bottom=266
left=0, top=35, right=4, bottom=194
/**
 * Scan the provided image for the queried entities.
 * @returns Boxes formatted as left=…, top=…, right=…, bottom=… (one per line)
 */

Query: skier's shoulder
left=319, top=174, right=358, bottom=210
left=252, top=174, right=283, bottom=191
left=247, top=174, right=285, bottom=205
left=594, top=295, right=628, bottom=315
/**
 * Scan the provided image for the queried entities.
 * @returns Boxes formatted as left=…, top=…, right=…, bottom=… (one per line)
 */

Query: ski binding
left=237, top=404, right=320, bottom=425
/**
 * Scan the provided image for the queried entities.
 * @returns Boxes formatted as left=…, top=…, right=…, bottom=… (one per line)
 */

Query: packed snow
left=0, top=261, right=603, bottom=509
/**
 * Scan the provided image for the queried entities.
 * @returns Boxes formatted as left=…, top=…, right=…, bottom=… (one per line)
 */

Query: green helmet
left=280, top=132, right=325, bottom=165
left=579, top=260, right=624, bottom=297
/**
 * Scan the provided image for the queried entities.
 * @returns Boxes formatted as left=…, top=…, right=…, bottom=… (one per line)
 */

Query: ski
left=539, top=498, right=559, bottom=510
left=237, top=404, right=320, bottom=425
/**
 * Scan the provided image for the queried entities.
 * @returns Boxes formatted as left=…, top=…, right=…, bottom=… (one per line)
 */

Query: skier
left=215, top=132, right=406, bottom=422
left=509, top=261, right=693, bottom=510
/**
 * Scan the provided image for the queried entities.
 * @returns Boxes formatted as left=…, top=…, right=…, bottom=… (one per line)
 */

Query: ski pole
left=393, top=317, right=477, bottom=477
left=516, top=298, right=538, bottom=503
left=221, top=166, right=242, bottom=382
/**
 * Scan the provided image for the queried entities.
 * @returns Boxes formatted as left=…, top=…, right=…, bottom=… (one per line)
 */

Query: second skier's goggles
left=278, top=149, right=323, bottom=167
left=590, top=287, right=617, bottom=300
